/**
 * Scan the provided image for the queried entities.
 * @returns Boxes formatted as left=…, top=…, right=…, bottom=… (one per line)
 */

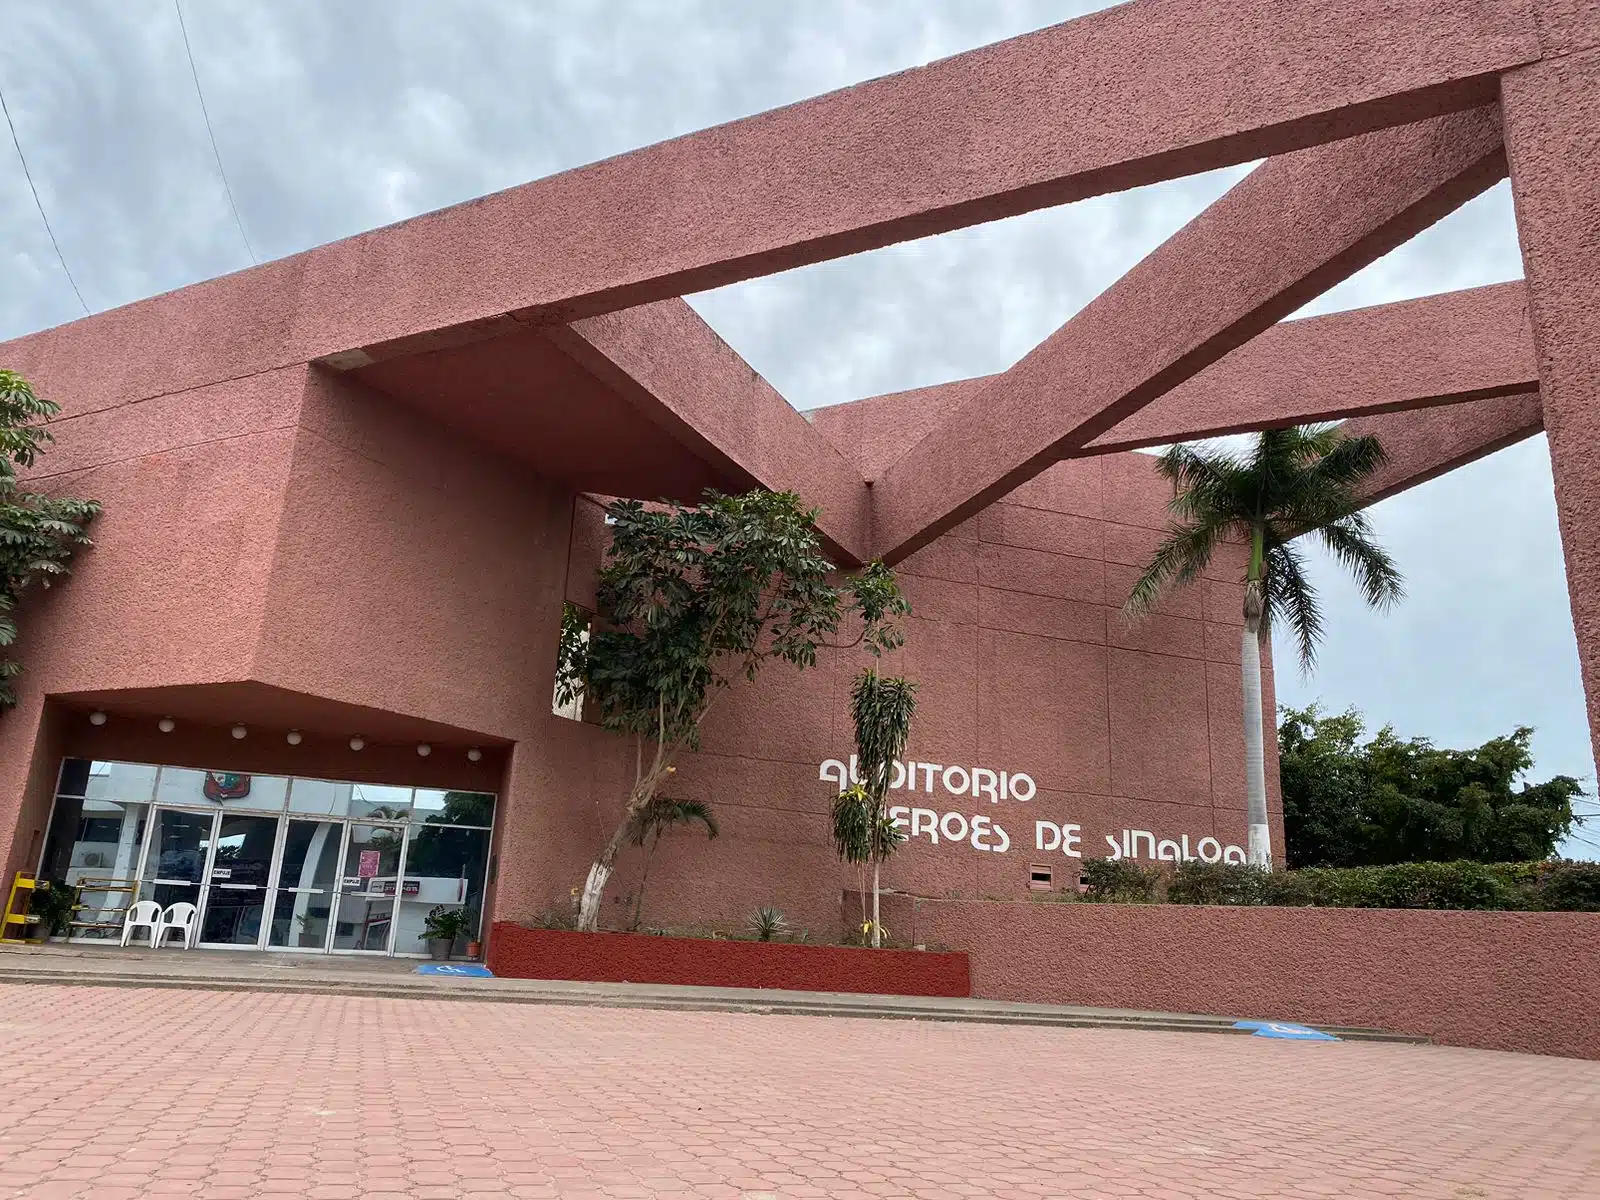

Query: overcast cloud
left=2, top=0, right=1592, bottom=853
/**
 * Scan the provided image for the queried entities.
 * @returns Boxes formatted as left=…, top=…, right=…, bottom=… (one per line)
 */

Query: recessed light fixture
left=349, top=736, right=365, bottom=752
left=89, top=711, right=107, bottom=726
left=417, top=743, right=432, bottom=757
left=231, top=724, right=248, bottom=740
left=157, top=717, right=175, bottom=734
left=286, top=730, right=303, bottom=746
left=467, top=748, right=482, bottom=763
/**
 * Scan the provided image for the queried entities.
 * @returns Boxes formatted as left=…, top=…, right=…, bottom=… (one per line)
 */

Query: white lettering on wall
left=823, top=759, right=1244, bottom=863
left=820, top=756, right=1034, bottom=804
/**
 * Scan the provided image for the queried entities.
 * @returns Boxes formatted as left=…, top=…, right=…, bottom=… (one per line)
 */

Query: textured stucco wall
left=861, top=895, right=1600, bottom=1059
left=552, top=450, right=1284, bottom=936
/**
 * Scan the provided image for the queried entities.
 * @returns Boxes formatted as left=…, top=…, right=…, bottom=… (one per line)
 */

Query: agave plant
left=748, top=905, right=787, bottom=942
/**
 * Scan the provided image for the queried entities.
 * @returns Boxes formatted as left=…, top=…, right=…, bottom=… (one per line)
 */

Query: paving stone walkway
left=0, top=983, right=1594, bottom=1199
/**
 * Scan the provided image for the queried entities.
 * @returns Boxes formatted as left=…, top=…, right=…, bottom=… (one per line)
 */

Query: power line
left=0, top=77, right=90, bottom=315
left=174, top=0, right=257, bottom=265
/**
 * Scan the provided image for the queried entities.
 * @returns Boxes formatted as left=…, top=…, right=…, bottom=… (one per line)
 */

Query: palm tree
left=1125, top=426, right=1404, bottom=868
left=627, top=796, right=718, bottom=930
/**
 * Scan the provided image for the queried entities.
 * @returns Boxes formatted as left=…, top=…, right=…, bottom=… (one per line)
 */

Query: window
left=553, top=602, right=591, bottom=720
left=1029, top=864, right=1053, bottom=890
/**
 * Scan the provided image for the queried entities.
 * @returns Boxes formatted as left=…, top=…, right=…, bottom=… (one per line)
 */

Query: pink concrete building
left=0, top=0, right=1588, bottom=960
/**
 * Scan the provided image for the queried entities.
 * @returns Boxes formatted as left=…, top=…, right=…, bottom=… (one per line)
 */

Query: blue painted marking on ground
left=414, top=963, right=495, bottom=978
left=1233, top=1020, right=1339, bottom=1041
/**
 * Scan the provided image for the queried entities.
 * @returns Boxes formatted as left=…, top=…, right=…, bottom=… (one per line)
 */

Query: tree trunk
left=577, top=818, right=632, bottom=932
left=1239, top=615, right=1272, bottom=870
left=631, top=833, right=661, bottom=931
left=871, top=861, right=881, bottom=948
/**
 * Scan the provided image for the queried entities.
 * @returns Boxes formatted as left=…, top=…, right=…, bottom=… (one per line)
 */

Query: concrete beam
left=1087, top=282, right=1537, bottom=453
left=1344, top=390, right=1545, bottom=506
left=828, top=283, right=1538, bottom=473
left=1, top=0, right=1539, bottom=416
left=870, top=106, right=1509, bottom=563
left=545, top=300, right=872, bottom=563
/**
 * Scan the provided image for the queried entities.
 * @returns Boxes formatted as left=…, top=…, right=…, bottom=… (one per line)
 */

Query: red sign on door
left=357, top=849, right=381, bottom=879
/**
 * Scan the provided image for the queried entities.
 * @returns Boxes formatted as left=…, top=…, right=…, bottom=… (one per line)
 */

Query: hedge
left=1078, top=858, right=1600, bottom=911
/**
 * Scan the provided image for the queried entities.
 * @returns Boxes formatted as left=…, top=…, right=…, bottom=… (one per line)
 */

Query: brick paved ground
left=0, top=984, right=1595, bottom=1199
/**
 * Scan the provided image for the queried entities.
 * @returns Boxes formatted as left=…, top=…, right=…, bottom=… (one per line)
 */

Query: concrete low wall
left=865, top=894, right=1600, bottom=1059
left=488, top=922, right=971, bottom=997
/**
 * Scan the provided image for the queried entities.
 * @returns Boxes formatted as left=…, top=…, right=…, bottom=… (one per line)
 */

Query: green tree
left=0, top=370, right=100, bottom=709
left=626, top=796, right=718, bottom=930
left=1280, top=704, right=1583, bottom=866
left=1126, top=426, right=1403, bottom=867
left=560, top=489, right=908, bottom=932
left=830, top=667, right=916, bottom=946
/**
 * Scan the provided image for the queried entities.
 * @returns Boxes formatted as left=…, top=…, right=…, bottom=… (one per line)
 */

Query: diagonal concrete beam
left=308, top=0, right=1534, bottom=368
left=870, top=105, right=1509, bottom=563
left=544, top=299, right=872, bottom=563
left=1345, top=391, right=1545, bottom=507
left=1, top=0, right=1538, bottom=416
left=1086, top=282, right=1537, bottom=454
left=825, top=283, right=1538, bottom=473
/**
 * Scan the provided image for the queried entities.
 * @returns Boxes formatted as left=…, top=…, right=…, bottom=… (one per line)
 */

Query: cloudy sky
left=2, top=0, right=1593, bottom=852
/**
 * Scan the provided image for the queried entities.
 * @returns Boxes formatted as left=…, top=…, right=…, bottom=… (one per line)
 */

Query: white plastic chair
left=120, top=900, right=163, bottom=948
left=152, top=901, right=199, bottom=949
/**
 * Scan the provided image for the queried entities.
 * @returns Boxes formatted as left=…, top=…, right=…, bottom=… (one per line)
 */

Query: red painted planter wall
left=866, top=894, right=1600, bottom=1059
left=487, top=921, right=970, bottom=997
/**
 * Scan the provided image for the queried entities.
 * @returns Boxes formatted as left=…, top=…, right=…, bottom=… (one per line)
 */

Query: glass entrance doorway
left=137, top=808, right=212, bottom=913
left=267, top=819, right=340, bottom=950
left=40, top=760, right=497, bottom=957
left=199, top=814, right=279, bottom=947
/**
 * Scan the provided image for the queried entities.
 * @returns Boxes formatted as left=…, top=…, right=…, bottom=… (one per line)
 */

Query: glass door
left=198, top=813, right=281, bottom=948
left=267, top=819, right=343, bottom=951
left=137, top=808, right=215, bottom=914
left=330, top=823, right=406, bottom=952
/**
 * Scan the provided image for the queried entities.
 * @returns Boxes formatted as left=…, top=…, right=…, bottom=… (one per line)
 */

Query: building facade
left=3, top=0, right=1590, bottom=954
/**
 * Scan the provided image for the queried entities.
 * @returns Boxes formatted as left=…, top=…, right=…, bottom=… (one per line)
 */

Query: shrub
left=1080, top=857, right=1600, bottom=912
left=1530, top=861, right=1600, bottom=911
left=1081, top=858, right=1160, bottom=903
left=1167, top=862, right=1266, bottom=906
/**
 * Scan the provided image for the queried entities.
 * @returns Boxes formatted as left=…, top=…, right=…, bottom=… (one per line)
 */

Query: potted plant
left=421, top=906, right=469, bottom=959
left=29, top=881, right=77, bottom=941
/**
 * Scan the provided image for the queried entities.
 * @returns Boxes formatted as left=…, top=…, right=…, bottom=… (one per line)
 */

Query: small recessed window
left=1029, top=864, right=1052, bottom=889
left=553, top=602, right=592, bottom=721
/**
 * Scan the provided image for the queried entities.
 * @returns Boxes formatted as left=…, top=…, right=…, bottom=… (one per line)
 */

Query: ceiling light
left=286, top=730, right=302, bottom=746
left=349, top=736, right=365, bottom=752
left=467, top=748, right=482, bottom=763
left=88, top=711, right=107, bottom=726
left=158, top=717, right=175, bottom=734
left=417, top=743, right=431, bottom=757
left=230, top=724, right=248, bottom=740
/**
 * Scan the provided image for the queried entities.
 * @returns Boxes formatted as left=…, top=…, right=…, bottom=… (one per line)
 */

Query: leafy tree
left=560, top=489, right=908, bottom=932
left=626, top=795, right=718, bottom=930
left=1280, top=704, right=1583, bottom=867
left=0, top=370, right=100, bottom=709
left=830, top=667, right=916, bottom=946
left=1125, top=426, right=1403, bottom=868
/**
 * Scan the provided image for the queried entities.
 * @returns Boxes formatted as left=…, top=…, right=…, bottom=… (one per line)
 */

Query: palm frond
left=628, top=795, right=719, bottom=845
left=1156, top=443, right=1248, bottom=524
left=1123, top=517, right=1230, bottom=617
left=1316, top=516, right=1404, bottom=610
left=1306, top=431, right=1388, bottom=492
left=1264, top=540, right=1323, bottom=671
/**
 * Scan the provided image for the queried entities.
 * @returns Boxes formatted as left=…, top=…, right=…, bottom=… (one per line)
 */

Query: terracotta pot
left=465, top=939, right=482, bottom=959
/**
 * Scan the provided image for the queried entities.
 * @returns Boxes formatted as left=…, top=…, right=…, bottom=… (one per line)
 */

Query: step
left=0, top=961, right=1429, bottom=1044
